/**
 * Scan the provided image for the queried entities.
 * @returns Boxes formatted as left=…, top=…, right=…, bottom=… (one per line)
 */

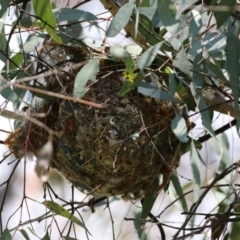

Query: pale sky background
left=1, top=1, right=240, bottom=239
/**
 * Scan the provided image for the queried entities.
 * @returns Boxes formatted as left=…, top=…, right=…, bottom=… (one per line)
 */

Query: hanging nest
left=5, top=40, right=182, bottom=198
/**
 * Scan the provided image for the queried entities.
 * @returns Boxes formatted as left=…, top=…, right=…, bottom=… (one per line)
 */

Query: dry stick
left=0, top=73, right=104, bottom=110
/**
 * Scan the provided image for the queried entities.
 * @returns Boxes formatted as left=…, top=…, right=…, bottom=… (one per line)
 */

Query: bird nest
left=5, top=40, right=182, bottom=198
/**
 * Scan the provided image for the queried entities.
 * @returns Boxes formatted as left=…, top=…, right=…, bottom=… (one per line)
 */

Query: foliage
left=0, top=0, right=240, bottom=239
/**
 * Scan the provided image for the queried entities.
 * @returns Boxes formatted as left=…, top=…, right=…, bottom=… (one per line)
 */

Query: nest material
left=5, top=41, right=181, bottom=198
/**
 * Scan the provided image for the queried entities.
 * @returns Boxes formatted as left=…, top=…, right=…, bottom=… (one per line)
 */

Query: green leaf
left=141, top=178, right=158, bottom=219
left=139, top=0, right=150, bottom=8
left=0, top=19, right=7, bottom=62
left=19, top=229, right=30, bottom=240
left=118, top=72, right=145, bottom=97
left=41, top=232, right=50, bottom=240
left=192, top=53, right=207, bottom=88
left=198, top=95, right=215, bottom=137
left=0, top=229, right=11, bottom=240
left=43, top=201, right=90, bottom=234
left=169, top=73, right=178, bottom=96
left=170, top=173, right=188, bottom=212
left=188, top=10, right=202, bottom=44
left=137, top=42, right=162, bottom=70
left=173, top=47, right=192, bottom=76
left=64, top=237, right=78, bottom=240
left=0, top=78, right=25, bottom=107
left=0, top=0, right=9, bottom=18
left=73, top=59, right=99, bottom=99
left=53, top=8, right=98, bottom=22
left=226, top=32, right=240, bottom=117
left=138, top=82, right=183, bottom=103
left=205, top=59, right=228, bottom=84
left=106, top=0, right=134, bottom=37
left=137, top=14, right=171, bottom=51
left=32, top=0, right=62, bottom=44
left=141, top=192, right=157, bottom=219
left=213, top=0, right=235, bottom=29
left=157, top=0, right=182, bottom=34
left=171, top=114, right=188, bottom=143
left=123, top=52, right=137, bottom=82
left=190, top=140, right=201, bottom=202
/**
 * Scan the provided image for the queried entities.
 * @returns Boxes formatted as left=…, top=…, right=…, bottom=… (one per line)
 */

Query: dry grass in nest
left=5, top=41, right=182, bottom=199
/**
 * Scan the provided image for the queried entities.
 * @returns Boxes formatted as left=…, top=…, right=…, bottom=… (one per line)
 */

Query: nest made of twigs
left=5, top=40, right=181, bottom=198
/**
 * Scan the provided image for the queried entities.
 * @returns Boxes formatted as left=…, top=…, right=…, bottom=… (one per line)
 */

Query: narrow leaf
left=141, top=178, right=158, bottom=219
left=141, top=192, right=157, bottom=219
left=214, top=0, right=235, bottom=29
left=41, top=232, right=50, bottom=240
left=198, top=95, right=215, bottom=137
left=171, top=114, right=188, bottom=143
left=157, top=0, right=182, bottom=34
left=43, top=201, right=90, bottom=234
left=54, top=8, right=98, bottom=22
left=192, top=53, right=206, bottom=88
left=226, top=32, right=240, bottom=117
left=123, top=53, right=137, bottom=82
left=137, top=42, right=162, bottom=70
left=19, top=229, right=30, bottom=240
left=73, top=59, right=99, bottom=99
left=190, top=140, right=201, bottom=202
left=64, top=237, right=78, bottom=240
left=138, top=82, right=183, bottom=103
left=206, top=60, right=228, bottom=84
left=0, top=229, right=11, bottom=240
left=188, top=10, right=202, bottom=43
left=169, top=73, right=178, bottom=96
left=118, top=72, right=145, bottom=97
left=32, top=0, right=62, bottom=43
left=173, top=47, right=191, bottom=75
left=170, top=173, right=188, bottom=212
left=106, top=0, right=134, bottom=37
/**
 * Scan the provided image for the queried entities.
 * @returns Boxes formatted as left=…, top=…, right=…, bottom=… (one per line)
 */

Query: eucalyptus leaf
left=43, top=201, right=90, bottom=234
left=206, top=59, right=228, bottom=84
left=138, top=82, right=183, bottom=103
left=64, top=237, right=78, bottom=240
left=118, top=72, right=145, bottom=97
left=141, top=178, right=159, bottom=219
left=41, top=232, right=51, bottom=240
left=32, top=0, right=62, bottom=43
left=123, top=52, right=137, bottom=82
left=190, top=140, right=201, bottom=202
left=106, top=0, right=134, bottom=37
left=226, top=32, right=240, bottom=117
left=157, top=0, right=183, bottom=34
left=19, top=229, right=30, bottom=240
left=0, top=229, right=11, bottom=240
left=192, top=53, right=207, bottom=88
left=188, top=10, right=202, bottom=44
left=198, top=95, right=215, bottom=137
left=137, top=42, right=162, bottom=70
left=213, top=0, right=235, bottom=29
left=171, top=114, right=188, bottom=143
left=169, top=73, right=178, bottom=96
left=170, top=173, right=188, bottom=212
left=173, top=47, right=192, bottom=76
left=73, top=59, right=99, bottom=99
left=53, top=8, right=98, bottom=22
